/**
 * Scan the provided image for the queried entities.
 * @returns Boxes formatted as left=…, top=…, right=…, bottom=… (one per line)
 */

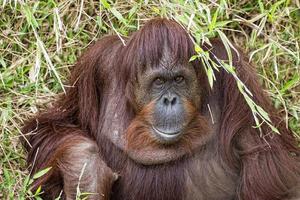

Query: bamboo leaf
left=32, top=167, right=52, bottom=180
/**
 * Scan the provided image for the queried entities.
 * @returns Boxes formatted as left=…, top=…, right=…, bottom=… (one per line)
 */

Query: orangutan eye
left=175, top=76, right=184, bottom=83
left=153, top=77, right=165, bottom=86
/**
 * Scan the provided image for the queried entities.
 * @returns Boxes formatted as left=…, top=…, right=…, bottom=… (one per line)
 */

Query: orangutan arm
left=27, top=131, right=117, bottom=200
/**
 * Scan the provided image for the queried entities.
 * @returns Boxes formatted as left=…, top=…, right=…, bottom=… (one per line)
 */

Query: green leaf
left=194, top=45, right=203, bottom=53
left=100, top=0, right=111, bottom=9
left=23, top=175, right=30, bottom=187
left=129, top=4, right=139, bottom=18
left=258, top=0, right=265, bottom=13
left=0, top=58, right=7, bottom=68
left=34, top=186, right=42, bottom=195
left=217, top=30, right=233, bottom=66
left=110, top=7, right=126, bottom=24
left=223, top=63, right=235, bottom=74
left=189, top=55, right=199, bottom=62
left=280, top=75, right=300, bottom=93
left=209, top=7, right=219, bottom=32
left=207, top=66, right=215, bottom=88
left=268, top=0, right=285, bottom=22
left=32, top=167, right=52, bottom=180
left=151, top=6, right=160, bottom=14
left=22, top=4, right=39, bottom=29
left=270, top=124, right=280, bottom=134
left=215, top=20, right=231, bottom=28
left=256, top=105, right=271, bottom=122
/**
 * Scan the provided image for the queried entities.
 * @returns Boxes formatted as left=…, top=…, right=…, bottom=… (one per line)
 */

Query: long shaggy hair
left=22, top=18, right=299, bottom=200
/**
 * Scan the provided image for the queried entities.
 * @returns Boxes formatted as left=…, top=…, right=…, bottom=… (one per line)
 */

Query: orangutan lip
left=152, top=126, right=181, bottom=139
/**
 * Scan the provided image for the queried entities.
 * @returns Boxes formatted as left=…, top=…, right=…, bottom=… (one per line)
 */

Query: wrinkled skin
left=133, top=52, right=201, bottom=144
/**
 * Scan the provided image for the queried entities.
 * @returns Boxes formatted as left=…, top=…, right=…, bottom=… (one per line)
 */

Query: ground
left=0, top=0, right=299, bottom=199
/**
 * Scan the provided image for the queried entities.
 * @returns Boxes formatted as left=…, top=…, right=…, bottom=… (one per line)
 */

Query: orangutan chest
left=184, top=159, right=238, bottom=200
left=110, top=156, right=237, bottom=200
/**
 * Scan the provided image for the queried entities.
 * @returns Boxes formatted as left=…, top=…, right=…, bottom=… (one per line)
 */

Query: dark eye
left=153, top=77, right=165, bottom=86
left=175, top=76, right=184, bottom=83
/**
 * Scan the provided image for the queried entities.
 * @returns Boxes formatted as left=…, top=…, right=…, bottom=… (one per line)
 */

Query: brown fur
left=22, top=18, right=299, bottom=200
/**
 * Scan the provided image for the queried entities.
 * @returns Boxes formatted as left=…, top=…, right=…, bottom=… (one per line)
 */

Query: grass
left=0, top=0, right=299, bottom=199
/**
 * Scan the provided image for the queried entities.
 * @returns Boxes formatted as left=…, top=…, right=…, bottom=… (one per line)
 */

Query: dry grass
left=0, top=0, right=299, bottom=199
